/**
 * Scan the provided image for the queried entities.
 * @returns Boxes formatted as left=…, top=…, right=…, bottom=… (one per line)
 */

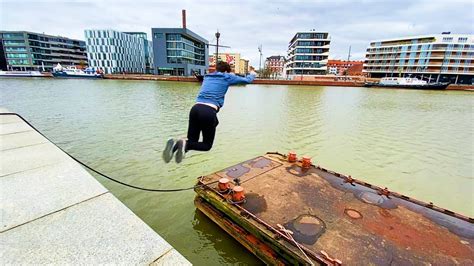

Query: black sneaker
left=162, top=138, right=175, bottom=163
left=174, top=139, right=187, bottom=163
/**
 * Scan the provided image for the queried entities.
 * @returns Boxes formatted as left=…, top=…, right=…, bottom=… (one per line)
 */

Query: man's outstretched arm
left=227, top=67, right=257, bottom=85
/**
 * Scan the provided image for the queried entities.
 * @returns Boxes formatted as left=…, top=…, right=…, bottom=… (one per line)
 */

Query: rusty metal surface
left=194, top=197, right=287, bottom=265
left=198, top=153, right=474, bottom=265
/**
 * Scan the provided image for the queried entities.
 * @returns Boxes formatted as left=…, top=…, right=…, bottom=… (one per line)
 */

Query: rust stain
left=378, top=208, right=393, bottom=218
left=362, top=210, right=473, bottom=258
left=344, top=209, right=363, bottom=219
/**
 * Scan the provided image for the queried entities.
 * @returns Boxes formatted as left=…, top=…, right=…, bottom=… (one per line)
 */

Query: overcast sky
left=1, top=0, right=473, bottom=66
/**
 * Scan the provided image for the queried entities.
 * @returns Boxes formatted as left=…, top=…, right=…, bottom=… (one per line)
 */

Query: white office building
left=285, top=31, right=331, bottom=77
left=84, top=29, right=146, bottom=74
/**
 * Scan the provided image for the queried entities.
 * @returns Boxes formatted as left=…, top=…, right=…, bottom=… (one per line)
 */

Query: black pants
left=186, top=104, right=219, bottom=152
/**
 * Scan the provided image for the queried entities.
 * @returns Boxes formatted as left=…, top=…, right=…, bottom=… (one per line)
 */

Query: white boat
left=52, top=64, right=103, bottom=79
left=0, top=71, right=48, bottom=77
left=364, top=77, right=449, bottom=90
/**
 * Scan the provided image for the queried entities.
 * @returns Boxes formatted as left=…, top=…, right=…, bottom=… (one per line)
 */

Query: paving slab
left=152, top=249, right=193, bottom=266
left=0, top=115, right=23, bottom=124
left=0, top=121, right=33, bottom=135
left=1, top=193, right=175, bottom=264
left=1, top=159, right=108, bottom=231
left=0, top=130, right=49, bottom=151
left=0, top=142, right=72, bottom=176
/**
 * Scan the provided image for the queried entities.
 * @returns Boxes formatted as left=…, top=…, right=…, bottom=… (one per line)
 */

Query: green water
left=1, top=78, right=473, bottom=264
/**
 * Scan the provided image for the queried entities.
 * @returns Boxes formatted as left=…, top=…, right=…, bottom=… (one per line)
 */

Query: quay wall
left=0, top=109, right=191, bottom=265
left=103, top=74, right=474, bottom=90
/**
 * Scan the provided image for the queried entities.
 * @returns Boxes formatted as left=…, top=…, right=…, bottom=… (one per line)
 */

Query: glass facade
left=165, top=33, right=205, bottom=66
left=152, top=28, right=209, bottom=76
left=84, top=30, right=147, bottom=74
left=0, top=31, right=86, bottom=71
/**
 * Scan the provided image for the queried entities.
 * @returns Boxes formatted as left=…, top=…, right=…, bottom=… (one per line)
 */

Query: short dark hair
left=216, top=61, right=231, bottom=73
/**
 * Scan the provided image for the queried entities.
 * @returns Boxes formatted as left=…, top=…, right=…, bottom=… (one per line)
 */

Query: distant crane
left=347, top=45, right=352, bottom=61
left=258, top=44, right=263, bottom=72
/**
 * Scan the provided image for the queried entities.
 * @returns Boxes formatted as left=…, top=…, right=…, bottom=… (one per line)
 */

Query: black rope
left=1, top=112, right=218, bottom=192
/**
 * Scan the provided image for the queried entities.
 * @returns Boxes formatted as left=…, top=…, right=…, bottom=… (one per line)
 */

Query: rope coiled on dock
left=1, top=112, right=218, bottom=192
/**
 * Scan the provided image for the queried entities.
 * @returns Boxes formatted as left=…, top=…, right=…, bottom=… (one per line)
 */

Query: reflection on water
left=1, top=78, right=472, bottom=264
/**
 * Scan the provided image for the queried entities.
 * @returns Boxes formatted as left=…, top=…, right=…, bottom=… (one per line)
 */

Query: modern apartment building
left=124, top=32, right=154, bottom=74
left=265, top=55, right=285, bottom=77
left=363, top=33, right=474, bottom=84
left=84, top=29, right=147, bottom=74
left=285, top=31, right=331, bottom=77
left=0, top=31, right=87, bottom=71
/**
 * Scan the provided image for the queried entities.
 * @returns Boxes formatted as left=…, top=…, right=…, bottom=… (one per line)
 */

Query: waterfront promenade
left=0, top=108, right=190, bottom=265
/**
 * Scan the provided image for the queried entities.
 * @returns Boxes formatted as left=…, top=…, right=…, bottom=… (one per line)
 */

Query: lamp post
left=215, top=31, right=220, bottom=63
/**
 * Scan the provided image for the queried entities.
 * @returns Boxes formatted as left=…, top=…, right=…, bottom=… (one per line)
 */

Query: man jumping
left=163, top=62, right=257, bottom=163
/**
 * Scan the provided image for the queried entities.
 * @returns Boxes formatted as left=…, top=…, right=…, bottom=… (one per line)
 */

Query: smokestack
left=182, top=9, right=186, bottom=29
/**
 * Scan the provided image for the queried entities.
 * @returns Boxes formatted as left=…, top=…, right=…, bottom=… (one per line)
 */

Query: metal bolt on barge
left=194, top=152, right=474, bottom=265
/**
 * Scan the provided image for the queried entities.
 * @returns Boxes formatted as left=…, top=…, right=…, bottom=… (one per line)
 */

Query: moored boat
left=0, top=71, right=49, bottom=77
left=364, top=77, right=449, bottom=90
left=52, top=63, right=103, bottom=79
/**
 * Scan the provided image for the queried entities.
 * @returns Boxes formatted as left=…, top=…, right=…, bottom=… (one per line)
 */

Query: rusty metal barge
left=194, top=152, right=474, bottom=265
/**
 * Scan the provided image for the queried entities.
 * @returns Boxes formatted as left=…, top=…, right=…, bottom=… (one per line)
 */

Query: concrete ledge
left=152, top=249, right=192, bottom=266
left=1, top=160, right=108, bottom=231
left=0, top=110, right=190, bottom=264
left=2, top=193, right=174, bottom=264
left=1, top=130, right=49, bottom=151
left=0, top=142, right=71, bottom=176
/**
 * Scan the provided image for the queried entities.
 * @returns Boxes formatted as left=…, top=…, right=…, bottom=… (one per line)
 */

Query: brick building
left=265, top=55, right=285, bottom=77
left=327, top=59, right=364, bottom=75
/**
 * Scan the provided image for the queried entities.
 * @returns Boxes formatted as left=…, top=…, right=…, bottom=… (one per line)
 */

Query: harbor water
left=1, top=78, right=472, bottom=265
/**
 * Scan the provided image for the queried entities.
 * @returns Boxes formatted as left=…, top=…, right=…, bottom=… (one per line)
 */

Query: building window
left=6, top=53, right=28, bottom=58
left=5, top=46, right=27, bottom=52
left=458, top=37, right=468, bottom=43
left=166, top=34, right=181, bottom=41
left=3, top=33, right=24, bottom=39
left=4, top=40, right=25, bottom=45
left=7, top=59, right=29, bottom=65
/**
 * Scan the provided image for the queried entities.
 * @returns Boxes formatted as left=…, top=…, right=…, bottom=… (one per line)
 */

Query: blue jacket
left=196, top=72, right=255, bottom=108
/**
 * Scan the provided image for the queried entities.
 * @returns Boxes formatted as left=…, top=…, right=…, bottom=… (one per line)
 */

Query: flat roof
left=0, top=30, right=85, bottom=42
left=369, top=34, right=474, bottom=44
left=151, top=28, right=208, bottom=44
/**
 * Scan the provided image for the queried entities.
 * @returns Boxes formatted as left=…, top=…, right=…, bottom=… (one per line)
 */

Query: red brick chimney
left=182, top=9, right=186, bottom=29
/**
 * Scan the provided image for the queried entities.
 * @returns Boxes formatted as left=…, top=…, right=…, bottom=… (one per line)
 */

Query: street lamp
left=215, top=31, right=221, bottom=62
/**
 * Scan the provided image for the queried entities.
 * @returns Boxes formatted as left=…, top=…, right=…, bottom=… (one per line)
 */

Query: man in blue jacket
left=163, top=62, right=257, bottom=163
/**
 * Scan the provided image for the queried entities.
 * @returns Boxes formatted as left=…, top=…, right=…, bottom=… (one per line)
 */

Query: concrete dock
left=0, top=108, right=191, bottom=265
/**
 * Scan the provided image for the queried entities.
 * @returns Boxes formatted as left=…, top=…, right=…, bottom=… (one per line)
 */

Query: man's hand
left=249, top=66, right=257, bottom=76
